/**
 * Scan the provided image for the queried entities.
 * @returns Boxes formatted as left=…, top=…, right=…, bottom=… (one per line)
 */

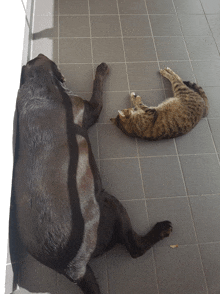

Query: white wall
left=0, top=1, right=32, bottom=292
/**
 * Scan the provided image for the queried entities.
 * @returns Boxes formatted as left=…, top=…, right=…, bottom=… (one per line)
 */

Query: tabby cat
left=110, top=67, right=209, bottom=140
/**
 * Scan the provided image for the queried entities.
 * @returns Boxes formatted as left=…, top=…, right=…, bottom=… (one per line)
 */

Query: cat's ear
left=118, top=110, right=125, bottom=117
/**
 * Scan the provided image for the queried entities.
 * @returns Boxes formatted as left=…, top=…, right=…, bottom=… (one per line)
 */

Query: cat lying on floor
left=111, top=67, right=209, bottom=140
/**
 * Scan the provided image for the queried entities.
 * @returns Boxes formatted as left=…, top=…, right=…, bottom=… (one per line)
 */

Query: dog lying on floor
left=12, top=54, right=172, bottom=294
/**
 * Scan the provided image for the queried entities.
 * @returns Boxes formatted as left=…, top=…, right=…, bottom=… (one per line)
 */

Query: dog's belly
left=14, top=132, right=100, bottom=274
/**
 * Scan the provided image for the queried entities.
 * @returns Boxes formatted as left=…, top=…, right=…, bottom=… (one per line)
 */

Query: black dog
left=12, top=54, right=172, bottom=294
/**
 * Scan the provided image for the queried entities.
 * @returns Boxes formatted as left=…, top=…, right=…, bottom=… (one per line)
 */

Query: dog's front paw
left=96, top=62, right=109, bottom=77
left=153, top=221, right=172, bottom=240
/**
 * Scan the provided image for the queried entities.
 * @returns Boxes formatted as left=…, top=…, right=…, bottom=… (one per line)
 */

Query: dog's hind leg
left=83, top=63, right=109, bottom=129
left=64, top=265, right=101, bottom=294
left=95, top=192, right=172, bottom=259
left=76, top=265, right=100, bottom=294
left=115, top=198, right=172, bottom=258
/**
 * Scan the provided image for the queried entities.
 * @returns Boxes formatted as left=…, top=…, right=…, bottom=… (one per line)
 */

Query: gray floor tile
left=100, top=158, right=144, bottom=200
left=18, top=254, right=57, bottom=293
left=149, top=15, right=182, bottom=36
left=207, top=15, right=220, bottom=42
left=97, top=124, right=138, bottom=159
left=121, top=200, right=149, bottom=235
left=92, top=38, right=125, bottom=63
left=59, top=38, right=92, bottom=63
left=200, top=243, right=220, bottom=294
left=175, top=119, right=216, bottom=155
left=179, top=154, right=220, bottom=195
left=138, top=138, right=177, bottom=156
left=120, top=15, right=151, bottom=37
left=190, top=195, right=220, bottom=243
left=59, top=0, right=89, bottom=15
left=90, top=15, right=121, bottom=37
left=59, top=16, right=90, bottom=37
left=159, top=61, right=195, bottom=88
left=89, top=0, right=118, bottom=14
left=140, top=156, right=186, bottom=198
left=178, top=14, right=212, bottom=36
left=154, top=245, right=207, bottom=294
left=31, top=38, right=58, bottom=63
left=200, top=0, right=220, bottom=14
left=117, top=0, right=147, bottom=14
left=99, top=63, right=129, bottom=92
left=185, top=36, right=220, bottom=61
left=89, top=255, right=109, bottom=294
left=147, top=197, right=197, bottom=246
left=205, top=87, right=220, bottom=118
left=135, top=89, right=166, bottom=107
left=192, top=60, right=220, bottom=87
left=155, top=37, right=189, bottom=61
left=34, top=0, right=58, bottom=16
left=208, top=118, right=220, bottom=153
left=98, top=91, right=131, bottom=123
left=123, top=37, right=157, bottom=62
left=59, top=63, right=94, bottom=92
left=107, top=246, right=158, bottom=294
left=33, top=15, right=58, bottom=38
left=146, top=0, right=175, bottom=14
left=56, top=273, right=82, bottom=294
left=127, top=62, right=163, bottom=91
left=173, top=0, right=204, bottom=14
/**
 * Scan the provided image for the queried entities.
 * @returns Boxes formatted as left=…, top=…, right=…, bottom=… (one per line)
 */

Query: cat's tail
left=183, top=81, right=209, bottom=117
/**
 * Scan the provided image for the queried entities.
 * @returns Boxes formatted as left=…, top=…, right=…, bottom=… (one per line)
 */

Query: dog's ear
left=20, top=65, right=27, bottom=87
left=51, top=63, right=65, bottom=83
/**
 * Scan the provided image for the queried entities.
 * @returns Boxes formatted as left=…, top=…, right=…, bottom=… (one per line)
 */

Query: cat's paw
left=96, top=62, right=109, bottom=77
left=152, top=221, right=172, bottom=240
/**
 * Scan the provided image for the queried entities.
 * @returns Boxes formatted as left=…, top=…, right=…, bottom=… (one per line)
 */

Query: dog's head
left=20, top=54, right=65, bottom=87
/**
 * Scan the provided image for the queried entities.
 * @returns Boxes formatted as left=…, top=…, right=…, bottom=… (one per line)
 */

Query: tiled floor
left=10, top=0, right=220, bottom=293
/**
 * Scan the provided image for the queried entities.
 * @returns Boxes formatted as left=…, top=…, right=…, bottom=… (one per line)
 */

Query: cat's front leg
left=160, top=67, right=182, bottom=83
left=130, top=92, right=142, bottom=106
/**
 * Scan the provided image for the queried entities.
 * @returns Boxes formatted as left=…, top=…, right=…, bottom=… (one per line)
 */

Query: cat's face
left=110, top=108, right=136, bottom=136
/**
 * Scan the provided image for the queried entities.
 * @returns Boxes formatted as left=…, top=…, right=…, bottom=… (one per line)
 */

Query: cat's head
left=110, top=108, right=136, bottom=137
left=110, top=107, right=158, bottom=137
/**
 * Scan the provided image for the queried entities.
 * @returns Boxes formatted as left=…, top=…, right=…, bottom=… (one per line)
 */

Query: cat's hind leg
left=160, top=67, right=182, bottom=83
left=160, top=67, right=191, bottom=98
left=183, top=81, right=209, bottom=117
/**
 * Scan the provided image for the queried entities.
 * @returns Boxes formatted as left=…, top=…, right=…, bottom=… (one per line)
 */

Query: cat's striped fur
left=111, top=67, right=209, bottom=140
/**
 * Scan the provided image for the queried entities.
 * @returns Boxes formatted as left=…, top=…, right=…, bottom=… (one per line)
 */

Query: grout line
left=97, top=152, right=218, bottom=160
left=207, top=120, right=220, bottom=166
left=199, top=0, right=220, bottom=56
left=57, top=59, right=219, bottom=64
left=87, top=0, right=94, bottom=72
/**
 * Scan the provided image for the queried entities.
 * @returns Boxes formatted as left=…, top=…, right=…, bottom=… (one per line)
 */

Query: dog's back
left=13, top=55, right=100, bottom=279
